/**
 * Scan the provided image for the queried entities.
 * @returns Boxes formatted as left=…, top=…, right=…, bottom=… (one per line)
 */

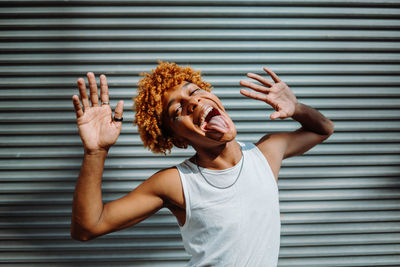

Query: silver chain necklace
left=194, top=149, right=244, bottom=189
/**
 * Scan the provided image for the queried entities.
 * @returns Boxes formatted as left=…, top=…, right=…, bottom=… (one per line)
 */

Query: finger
left=87, top=72, right=99, bottom=107
left=247, top=72, right=274, bottom=87
left=240, top=89, right=267, bottom=102
left=263, top=67, right=281, bottom=83
left=77, top=78, right=90, bottom=110
left=240, top=80, right=271, bottom=94
left=100, top=74, right=109, bottom=105
left=270, top=111, right=282, bottom=120
left=72, top=95, right=84, bottom=118
left=113, top=100, right=124, bottom=124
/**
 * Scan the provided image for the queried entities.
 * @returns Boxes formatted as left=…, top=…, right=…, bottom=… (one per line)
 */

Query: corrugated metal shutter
left=1, top=0, right=399, bottom=266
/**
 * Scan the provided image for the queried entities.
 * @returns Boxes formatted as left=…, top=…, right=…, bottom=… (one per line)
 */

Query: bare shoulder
left=255, top=133, right=290, bottom=180
left=147, top=166, right=185, bottom=209
left=256, top=132, right=292, bottom=157
left=149, top=167, right=181, bottom=191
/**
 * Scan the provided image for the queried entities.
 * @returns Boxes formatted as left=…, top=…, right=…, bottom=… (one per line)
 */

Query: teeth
left=200, top=106, right=213, bottom=127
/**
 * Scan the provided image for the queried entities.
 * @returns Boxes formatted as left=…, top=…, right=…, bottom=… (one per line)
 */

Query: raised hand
left=239, top=68, right=298, bottom=120
left=72, top=72, right=124, bottom=153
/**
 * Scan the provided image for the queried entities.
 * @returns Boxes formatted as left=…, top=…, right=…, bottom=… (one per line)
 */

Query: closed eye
left=190, top=88, right=201, bottom=95
left=173, top=106, right=182, bottom=120
left=172, top=88, right=201, bottom=120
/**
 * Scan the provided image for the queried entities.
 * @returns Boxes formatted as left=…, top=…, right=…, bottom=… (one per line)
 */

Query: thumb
left=270, top=111, right=281, bottom=120
left=113, top=100, right=124, bottom=123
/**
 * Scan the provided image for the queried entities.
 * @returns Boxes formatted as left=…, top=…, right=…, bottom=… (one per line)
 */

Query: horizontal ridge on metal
left=1, top=0, right=399, bottom=266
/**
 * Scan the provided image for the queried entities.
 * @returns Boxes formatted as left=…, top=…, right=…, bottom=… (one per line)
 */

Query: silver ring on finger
left=102, top=102, right=109, bottom=105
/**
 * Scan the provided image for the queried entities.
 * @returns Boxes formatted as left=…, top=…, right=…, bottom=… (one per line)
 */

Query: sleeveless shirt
left=176, top=142, right=280, bottom=267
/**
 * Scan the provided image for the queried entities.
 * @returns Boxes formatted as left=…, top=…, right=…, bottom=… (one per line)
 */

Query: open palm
left=72, top=73, right=124, bottom=153
left=239, top=67, right=298, bottom=120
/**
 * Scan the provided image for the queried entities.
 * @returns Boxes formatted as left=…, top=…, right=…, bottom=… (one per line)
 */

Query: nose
left=187, top=96, right=200, bottom=114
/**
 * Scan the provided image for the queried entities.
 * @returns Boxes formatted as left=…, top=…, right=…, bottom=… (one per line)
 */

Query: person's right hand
left=72, top=72, right=124, bottom=154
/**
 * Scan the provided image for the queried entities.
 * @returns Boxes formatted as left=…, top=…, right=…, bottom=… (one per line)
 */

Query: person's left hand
left=240, top=67, right=298, bottom=120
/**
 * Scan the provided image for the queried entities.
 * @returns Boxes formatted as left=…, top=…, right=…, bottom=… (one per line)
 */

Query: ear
left=172, top=137, right=188, bottom=149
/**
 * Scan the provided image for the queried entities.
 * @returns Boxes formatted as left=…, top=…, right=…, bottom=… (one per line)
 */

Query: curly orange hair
left=134, top=61, right=211, bottom=154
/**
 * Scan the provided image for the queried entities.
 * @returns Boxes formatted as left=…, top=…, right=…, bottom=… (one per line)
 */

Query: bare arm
left=293, top=102, right=334, bottom=136
left=239, top=68, right=334, bottom=179
left=72, top=164, right=177, bottom=241
left=71, top=72, right=126, bottom=240
left=71, top=150, right=108, bottom=241
left=71, top=73, right=181, bottom=241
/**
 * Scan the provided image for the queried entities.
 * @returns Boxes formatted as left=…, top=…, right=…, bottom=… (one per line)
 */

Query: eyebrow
left=165, top=82, right=193, bottom=115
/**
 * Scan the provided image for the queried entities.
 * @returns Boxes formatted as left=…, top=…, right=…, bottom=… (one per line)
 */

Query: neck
left=192, top=140, right=242, bottom=170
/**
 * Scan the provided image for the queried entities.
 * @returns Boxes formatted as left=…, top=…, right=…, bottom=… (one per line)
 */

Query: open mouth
left=200, top=106, right=229, bottom=133
left=205, top=107, right=220, bottom=123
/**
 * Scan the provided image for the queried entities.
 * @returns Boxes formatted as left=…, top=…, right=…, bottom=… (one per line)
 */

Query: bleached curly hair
left=134, top=61, right=211, bottom=154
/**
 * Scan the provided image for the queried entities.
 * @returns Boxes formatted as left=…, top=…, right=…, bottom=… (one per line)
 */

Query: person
left=70, top=61, right=334, bottom=266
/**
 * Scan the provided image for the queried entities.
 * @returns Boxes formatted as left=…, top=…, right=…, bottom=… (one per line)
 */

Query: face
left=162, top=81, right=237, bottom=149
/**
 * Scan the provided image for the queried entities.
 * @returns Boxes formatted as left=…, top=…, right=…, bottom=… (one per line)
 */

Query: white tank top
left=176, top=142, right=280, bottom=267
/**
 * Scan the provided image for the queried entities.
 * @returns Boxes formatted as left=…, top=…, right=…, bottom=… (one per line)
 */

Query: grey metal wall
left=1, top=0, right=400, bottom=266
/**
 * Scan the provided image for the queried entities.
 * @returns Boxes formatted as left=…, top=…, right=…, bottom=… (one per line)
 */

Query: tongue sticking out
left=205, top=114, right=229, bottom=133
